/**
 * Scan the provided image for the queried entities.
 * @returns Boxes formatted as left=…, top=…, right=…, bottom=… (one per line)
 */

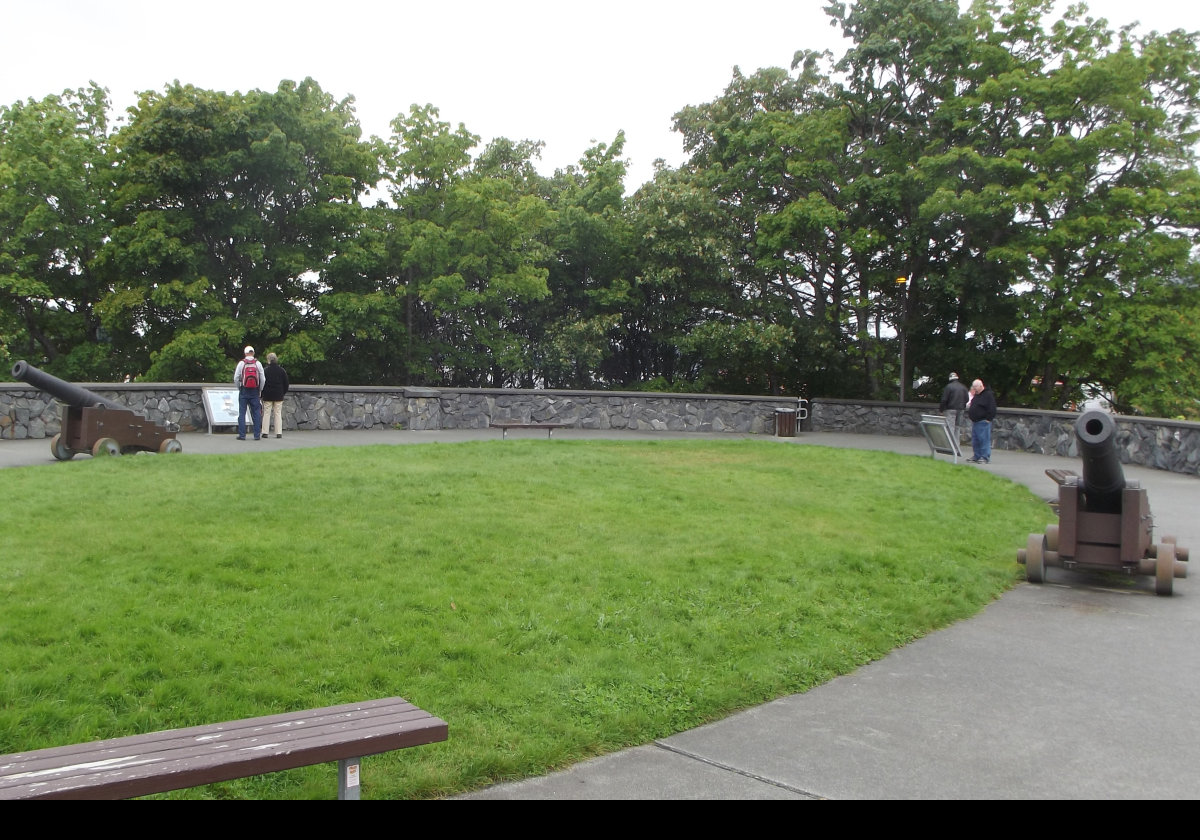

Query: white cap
left=244, top=346, right=254, bottom=356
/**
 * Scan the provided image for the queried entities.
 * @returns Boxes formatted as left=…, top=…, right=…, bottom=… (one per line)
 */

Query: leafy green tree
left=0, top=85, right=117, bottom=379
left=670, top=0, right=1200, bottom=414
left=303, top=200, right=405, bottom=384
left=98, top=79, right=378, bottom=381
left=525, top=134, right=633, bottom=388
left=625, top=165, right=740, bottom=390
left=673, top=61, right=880, bottom=397
left=374, top=104, right=476, bottom=385
left=968, top=1, right=1200, bottom=412
left=378, top=106, right=553, bottom=386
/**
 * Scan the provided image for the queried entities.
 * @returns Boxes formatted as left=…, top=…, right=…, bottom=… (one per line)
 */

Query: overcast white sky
left=2, top=1, right=1197, bottom=191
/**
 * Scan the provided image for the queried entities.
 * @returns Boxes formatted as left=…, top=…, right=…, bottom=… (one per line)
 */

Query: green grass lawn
left=0, top=439, right=1048, bottom=798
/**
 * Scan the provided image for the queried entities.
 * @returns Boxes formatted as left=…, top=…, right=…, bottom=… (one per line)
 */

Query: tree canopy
left=3, top=0, right=1198, bottom=417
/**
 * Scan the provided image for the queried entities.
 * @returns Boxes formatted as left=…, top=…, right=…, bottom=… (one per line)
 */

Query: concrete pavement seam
left=650, top=740, right=826, bottom=799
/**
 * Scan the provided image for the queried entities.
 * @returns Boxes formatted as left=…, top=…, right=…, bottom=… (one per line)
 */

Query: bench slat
left=1045, top=468, right=1079, bottom=486
left=0, top=697, right=447, bottom=800
left=3, top=699, right=432, bottom=766
left=489, top=423, right=569, bottom=429
left=489, top=422, right=570, bottom=439
left=2, top=708, right=439, bottom=784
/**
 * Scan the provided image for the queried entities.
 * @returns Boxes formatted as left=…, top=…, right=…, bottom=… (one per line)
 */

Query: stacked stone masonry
left=2, top=385, right=1196, bottom=475
left=0, top=386, right=787, bottom=440
left=810, top=399, right=1199, bottom=476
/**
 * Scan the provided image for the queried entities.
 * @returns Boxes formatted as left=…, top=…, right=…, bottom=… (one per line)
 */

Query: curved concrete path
left=3, top=428, right=1197, bottom=798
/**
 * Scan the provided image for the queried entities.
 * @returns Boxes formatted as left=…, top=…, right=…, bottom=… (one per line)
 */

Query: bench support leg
left=338, top=757, right=362, bottom=800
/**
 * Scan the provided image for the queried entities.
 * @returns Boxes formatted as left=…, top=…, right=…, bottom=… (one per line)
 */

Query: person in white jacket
left=233, top=346, right=266, bottom=440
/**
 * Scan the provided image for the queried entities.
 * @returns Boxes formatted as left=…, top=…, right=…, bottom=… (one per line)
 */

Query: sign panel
left=919, top=413, right=962, bottom=463
left=202, top=387, right=241, bottom=433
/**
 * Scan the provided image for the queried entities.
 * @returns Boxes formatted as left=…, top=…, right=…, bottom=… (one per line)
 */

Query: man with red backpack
left=233, top=346, right=266, bottom=440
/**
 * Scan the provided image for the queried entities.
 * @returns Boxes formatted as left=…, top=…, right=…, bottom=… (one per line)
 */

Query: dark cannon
left=1017, top=410, right=1188, bottom=595
left=10, top=361, right=182, bottom=459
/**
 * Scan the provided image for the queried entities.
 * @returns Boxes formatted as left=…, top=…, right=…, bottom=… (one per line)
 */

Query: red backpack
left=242, top=360, right=259, bottom=390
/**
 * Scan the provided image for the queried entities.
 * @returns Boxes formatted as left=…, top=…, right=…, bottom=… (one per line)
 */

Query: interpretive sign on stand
left=202, top=387, right=241, bottom=434
left=919, top=413, right=962, bottom=464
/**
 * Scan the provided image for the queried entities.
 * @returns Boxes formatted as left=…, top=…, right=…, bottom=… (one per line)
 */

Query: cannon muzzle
left=11, top=360, right=127, bottom=412
left=1075, top=409, right=1125, bottom=514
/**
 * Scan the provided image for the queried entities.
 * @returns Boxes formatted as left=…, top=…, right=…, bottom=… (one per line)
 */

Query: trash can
left=775, top=408, right=797, bottom=437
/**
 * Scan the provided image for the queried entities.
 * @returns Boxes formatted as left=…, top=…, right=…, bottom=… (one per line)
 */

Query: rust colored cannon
left=10, top=361, right=182, bottom=460
left=1017, top=410, right=1188, bottom=595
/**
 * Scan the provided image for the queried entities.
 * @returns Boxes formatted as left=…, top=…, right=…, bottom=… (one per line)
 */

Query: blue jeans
left=971, top=419, right=992, bottom=461
left=238, top=390, right=263, bottom=439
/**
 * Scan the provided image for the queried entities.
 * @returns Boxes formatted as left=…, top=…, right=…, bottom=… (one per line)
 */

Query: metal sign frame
left=919, top=413, right=963, bottom=463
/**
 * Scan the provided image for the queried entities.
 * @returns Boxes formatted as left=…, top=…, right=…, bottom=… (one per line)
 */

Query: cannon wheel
left=1025, top=533, right=1046, bottom=584
left=92, top=437, right=121, bottom=457
left=1045, top=524, right=1059, bottom=553
left=50, top=433, right=75, bottom=461
left=159, top=439, right=183, bottom=454
left=1155, top=542, right=1176, bottom=596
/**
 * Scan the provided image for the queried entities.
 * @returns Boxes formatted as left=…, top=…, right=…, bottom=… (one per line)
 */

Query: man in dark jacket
left=966, top=379, right=997, bottom=463
left=939, top=372, right=969, bottom=441
left=261, top=352, right=290, bottom=439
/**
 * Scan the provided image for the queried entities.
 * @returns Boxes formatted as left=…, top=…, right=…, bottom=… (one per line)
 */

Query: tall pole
left=896, top=276, right=909, bottom=403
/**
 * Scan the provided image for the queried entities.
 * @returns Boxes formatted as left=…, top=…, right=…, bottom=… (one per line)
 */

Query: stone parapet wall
left=4, top=384, right=1196, bottom=475
left=432, top=390, right=781, bottom=434
left=810, top=399, right=1200, bottom=475
left=0, top=384, right=793, bottom=441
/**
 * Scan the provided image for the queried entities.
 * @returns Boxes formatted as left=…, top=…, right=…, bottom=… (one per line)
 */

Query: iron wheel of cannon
left=1044, top=524, right=1059, bottom=552
left=92, top=437, right=120, bottom=457
left=1156, top=542, right=1177, bottom=597
left=1025, top=533, right=1046, bottom=583
left=49, top=433, right=75, bottom=461
left=158, top=439, right=183, bottom=454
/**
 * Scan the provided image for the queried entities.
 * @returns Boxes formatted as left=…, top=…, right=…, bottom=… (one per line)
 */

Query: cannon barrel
left=1075, top=409, right=1125, bottom=514
left=11, top=360, right=127, bottom=412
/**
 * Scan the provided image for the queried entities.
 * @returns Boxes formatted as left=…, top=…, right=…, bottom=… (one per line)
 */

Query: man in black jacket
left=939, top=372, right=969, bottom=442
left=966, top=379, right=997, bottom=463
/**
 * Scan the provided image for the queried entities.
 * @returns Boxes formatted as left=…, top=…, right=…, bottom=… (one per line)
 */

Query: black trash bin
left=775, top=408, right=797, bottom=437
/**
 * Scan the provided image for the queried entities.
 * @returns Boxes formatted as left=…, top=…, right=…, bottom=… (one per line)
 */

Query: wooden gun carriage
left=1017, top=410, right=1187, bottom=595
left=11, top=361, right=182, bottom=460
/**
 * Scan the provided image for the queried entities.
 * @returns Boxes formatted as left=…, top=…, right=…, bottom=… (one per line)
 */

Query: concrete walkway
left=3, top=428, right=1197, bottom=798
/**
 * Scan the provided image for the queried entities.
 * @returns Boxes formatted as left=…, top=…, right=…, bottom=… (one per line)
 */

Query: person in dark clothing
left=939, top=372, right=970, bottom=442
left=261, top=352, right=290, bottom=439
left=966, top=379, right=998, bottom=463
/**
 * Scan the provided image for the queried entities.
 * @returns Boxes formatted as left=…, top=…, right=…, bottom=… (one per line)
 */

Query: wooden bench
left=0, top=697, right=447, bottom=800
left=490, top=422, right=570, bottom=439
left=1046, top=468, right=1079, bottom=486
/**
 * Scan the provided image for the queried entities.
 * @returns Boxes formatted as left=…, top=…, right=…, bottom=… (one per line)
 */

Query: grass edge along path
left=0, top=439, right=1049, bottom=798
